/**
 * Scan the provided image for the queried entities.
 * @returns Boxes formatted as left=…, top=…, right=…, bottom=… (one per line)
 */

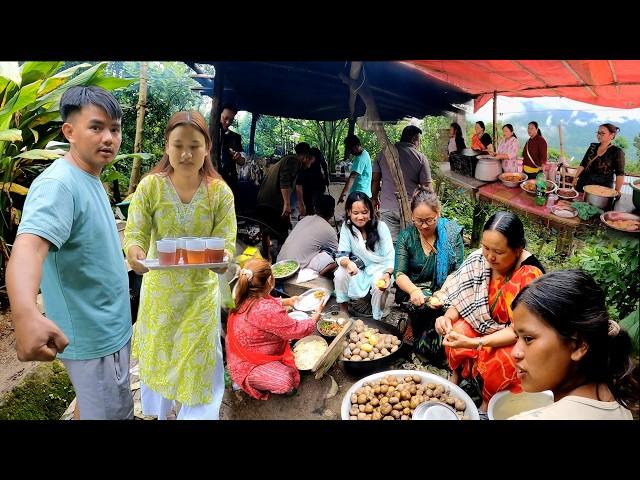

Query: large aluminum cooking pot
left=631, top=178, right=640, bottom=211
left=583, top=185, right=618, bottom=211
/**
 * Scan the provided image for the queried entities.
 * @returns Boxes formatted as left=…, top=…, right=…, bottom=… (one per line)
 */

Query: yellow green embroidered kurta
left=123, top=174, right=236, bottom=406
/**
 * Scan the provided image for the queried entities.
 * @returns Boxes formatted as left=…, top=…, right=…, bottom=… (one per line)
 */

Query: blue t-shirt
left=349, top=149, right=372, bottom=198
left=17, top=159, right=132, bottom=360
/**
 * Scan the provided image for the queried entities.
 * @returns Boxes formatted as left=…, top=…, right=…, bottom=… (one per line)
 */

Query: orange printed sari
left=445, top=265, right=543, bottom=403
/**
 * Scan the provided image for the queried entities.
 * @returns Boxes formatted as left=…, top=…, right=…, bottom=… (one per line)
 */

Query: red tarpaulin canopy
left=403, top=60, right=640, bottom=112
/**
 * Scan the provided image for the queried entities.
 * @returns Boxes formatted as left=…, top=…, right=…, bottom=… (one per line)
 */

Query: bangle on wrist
left=476, top=339, right=484, bottom=350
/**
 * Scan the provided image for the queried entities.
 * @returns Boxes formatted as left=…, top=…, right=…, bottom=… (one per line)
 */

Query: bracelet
left=409, top=288, right=421, bottom=295
left=476, top=339, right=484, bottom=350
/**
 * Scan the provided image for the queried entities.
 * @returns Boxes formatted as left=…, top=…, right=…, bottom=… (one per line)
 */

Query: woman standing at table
left=448, top=122, right=467, bottom=155
left=522, top=121, right=547, bottom=179
left=574, top=123, right=625, bottom=194
left=491, top=124, right=519, bottom=173
left=471, top=121, right=492, bottom=152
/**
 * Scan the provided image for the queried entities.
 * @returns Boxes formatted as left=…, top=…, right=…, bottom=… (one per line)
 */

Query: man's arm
left=371, top=171, right=382, bottom=211
left=296, top=184, right=306, bottom=217
left=338, top=171, right=357, bottom=204
left=6, top=234, right=69, bottom=361
left=280, top=187, right=292, bottom=217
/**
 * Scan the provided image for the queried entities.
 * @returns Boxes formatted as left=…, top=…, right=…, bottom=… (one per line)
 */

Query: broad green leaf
left=0, top=62, right=21, bottom=87
left=34, top=62, right=108, bottom=110
left=88, top=77, right=136, bottom=90
left=20, top=62, right=63, bottom=86
left=0, top=80, right=42, bottom=120
left=30, top=128, right=39, bottom=143
left=0, top=182, right=29, bottom=195
left=14, top=149, right=62, bottom=160
left=0, top=129, right=22, bottom=141
left=37, top=63, right=92, bottom=97
left=20, top=111, right=60, bottom=129
left=619, top=309, right=639, bottom=356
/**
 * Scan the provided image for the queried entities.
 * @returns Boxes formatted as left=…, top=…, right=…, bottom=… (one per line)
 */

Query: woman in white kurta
left=334, top=192, right=395, bottom=320
left=125, top=111, right=236, bottom=420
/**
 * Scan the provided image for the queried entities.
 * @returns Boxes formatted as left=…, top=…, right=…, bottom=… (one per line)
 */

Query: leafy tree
left=106, top=62, right=205, bottom=191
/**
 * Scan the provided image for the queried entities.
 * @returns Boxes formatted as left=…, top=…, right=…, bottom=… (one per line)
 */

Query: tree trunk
left=341, top=63, right=411, bottom=228
left=128, top=62, right=148, bottom=195
left=249, top=113, right=259, bottom=155
left=209, top=64, right=224, bottom=170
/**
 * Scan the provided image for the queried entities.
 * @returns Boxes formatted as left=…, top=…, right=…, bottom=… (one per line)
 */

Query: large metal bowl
left=498, top=172, right=527, bottom=188
left=271, top=259, right=300, bottom=280
left=630, top=178, right=640, bottom=211
left=339, top=318, right=406, bottom=376
left=600, top=211, right=640, bottom=234
left=584, top=184, right=618, bottom=211
left=340, top=369, right=480, bottom=420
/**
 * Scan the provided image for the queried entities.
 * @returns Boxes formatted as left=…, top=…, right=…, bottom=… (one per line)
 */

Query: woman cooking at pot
left=574, top=123, right=626, bottom=194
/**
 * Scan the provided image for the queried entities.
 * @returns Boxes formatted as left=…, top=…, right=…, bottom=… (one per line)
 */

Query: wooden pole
left=558, top=124, right=566, bottom=187
left=343, top=62, right=362, bottom=163
left=209, top=64, right=224, bottom=170
left=341, top=63, right=411, bottom=228
left=127, top=61, right=148, bottom=195
left=492, top=90, right=498, bottom=151
left=249, top=112, right=259, bottom=155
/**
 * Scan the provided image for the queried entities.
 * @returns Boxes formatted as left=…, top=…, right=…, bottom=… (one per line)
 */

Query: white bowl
left=488, top=390, right=554, bottom=420
left=340, top=369, right=480, bottom=420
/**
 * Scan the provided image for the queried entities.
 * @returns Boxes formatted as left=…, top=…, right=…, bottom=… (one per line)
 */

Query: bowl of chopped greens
left=271, top=259, right=300, bottom=280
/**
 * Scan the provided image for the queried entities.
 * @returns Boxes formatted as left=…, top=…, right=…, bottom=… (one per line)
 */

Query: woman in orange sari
left=434, top=212, right=544, bottom=417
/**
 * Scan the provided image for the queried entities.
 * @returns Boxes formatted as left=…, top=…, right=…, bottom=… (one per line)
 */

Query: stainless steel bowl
left=584, top=185, right=618, bottom=211
left=498, top=172, right=527, bottom=188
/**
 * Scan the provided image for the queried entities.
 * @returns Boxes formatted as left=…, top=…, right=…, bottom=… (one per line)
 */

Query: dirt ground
left=0, top=311, right=38, bottom=398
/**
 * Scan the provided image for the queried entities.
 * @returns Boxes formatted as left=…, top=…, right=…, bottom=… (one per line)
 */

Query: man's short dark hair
left=60, top=86, right=122, bottom=122
left=316, top=194, right=335, bottom=219
left=221, top=104, right=238, bottom=114
left=294, top=142, right=311, bottom=156
left=400, top=125, right=422, bottom=143
left=344, top=134, right=361, bottom=149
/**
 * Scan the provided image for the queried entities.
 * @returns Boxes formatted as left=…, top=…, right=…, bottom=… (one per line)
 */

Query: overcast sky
left=469, top=96, right=640, bottom=124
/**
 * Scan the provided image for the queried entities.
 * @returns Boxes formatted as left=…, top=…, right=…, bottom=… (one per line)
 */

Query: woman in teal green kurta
left=394, top=186, right=463, bottom=365
left=124, top=111, right=236, bottom=419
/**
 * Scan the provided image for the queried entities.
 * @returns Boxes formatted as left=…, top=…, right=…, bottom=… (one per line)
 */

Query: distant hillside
left=471, top=103, right=640, bottom=164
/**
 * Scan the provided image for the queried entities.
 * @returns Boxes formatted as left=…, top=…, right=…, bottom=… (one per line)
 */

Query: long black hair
left=503, top=123, right=517, bottom=139
left=345, top=191, right=379, bottom=252
left=483, top=211, right=526, bottom=249
left=528, top=121, right=543, bottom=137
left=451, top=122, right=464, bottom=139
left=512, top=269, right=639, bottom=412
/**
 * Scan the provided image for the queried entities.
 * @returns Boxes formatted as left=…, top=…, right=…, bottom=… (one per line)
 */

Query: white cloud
left=469, top=95, right=640, bottom=122
left=574, top=119, right=588, bottom=127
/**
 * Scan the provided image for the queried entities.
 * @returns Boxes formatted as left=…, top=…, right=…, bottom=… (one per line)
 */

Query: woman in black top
left=574, top=123, right=626, bottom=194
left=471, top=121, right=492, bottom=152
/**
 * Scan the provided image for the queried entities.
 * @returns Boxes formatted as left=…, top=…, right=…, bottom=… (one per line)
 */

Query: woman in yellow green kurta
left=124, top=111, right=236, bottom=420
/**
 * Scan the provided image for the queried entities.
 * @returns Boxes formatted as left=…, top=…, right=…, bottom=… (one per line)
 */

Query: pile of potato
left=340, top=319, right=401, bottom=362
left=347, top=374, right=470, bottom=420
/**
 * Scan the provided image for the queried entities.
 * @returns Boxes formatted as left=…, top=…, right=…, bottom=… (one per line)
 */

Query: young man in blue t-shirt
left=6, top=86, right=134, bottom=420
left=338, top=134, right=372, bottom=204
